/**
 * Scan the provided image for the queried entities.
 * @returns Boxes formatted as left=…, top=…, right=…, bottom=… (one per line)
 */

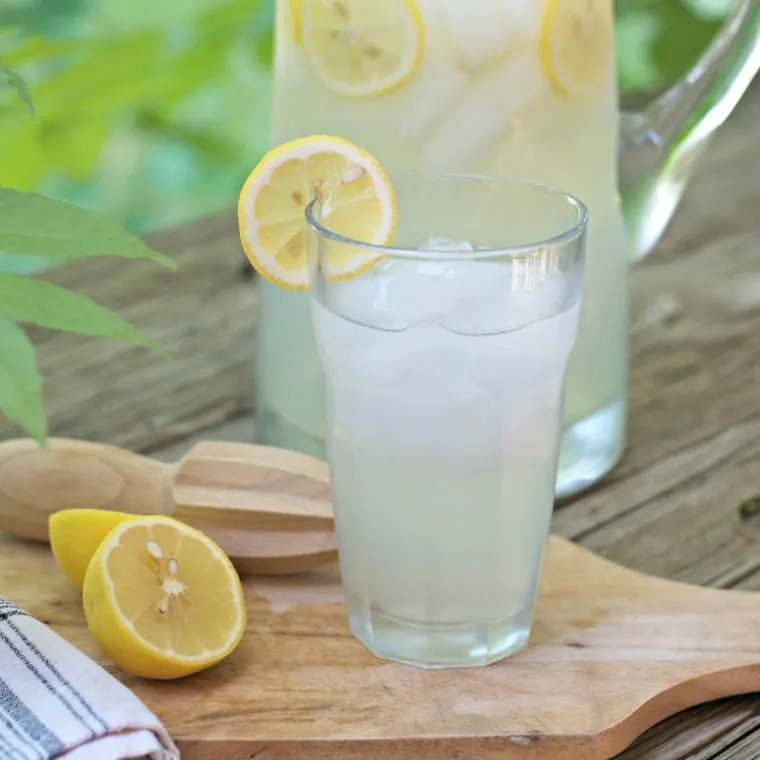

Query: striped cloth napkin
left=0, top=596, right=179, bottom=760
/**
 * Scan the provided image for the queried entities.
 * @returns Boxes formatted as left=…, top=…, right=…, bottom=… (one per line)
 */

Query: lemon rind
left=539, top=0, right=611, bottom=99
left=237, top=134, right=397, bottom=291
left=290, top=0, right=303, bottom=43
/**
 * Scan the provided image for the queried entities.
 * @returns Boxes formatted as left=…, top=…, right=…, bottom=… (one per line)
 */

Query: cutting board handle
left=0, top=438, right=173, bottom=542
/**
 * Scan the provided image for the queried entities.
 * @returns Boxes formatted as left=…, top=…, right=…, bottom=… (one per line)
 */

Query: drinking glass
left=307, top=174, right=587, bottom=668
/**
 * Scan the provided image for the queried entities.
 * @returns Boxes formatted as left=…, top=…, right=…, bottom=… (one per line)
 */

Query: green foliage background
left=0, top=0, right=733, bottom=263
left=0, top=0, right=737, bottom=441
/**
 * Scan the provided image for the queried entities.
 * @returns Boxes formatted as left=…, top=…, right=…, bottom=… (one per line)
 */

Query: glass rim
left=304, top=171, right=589, bottom=261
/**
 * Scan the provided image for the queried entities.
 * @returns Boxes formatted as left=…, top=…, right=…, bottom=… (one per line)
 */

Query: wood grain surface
left=3, top=531, right=760, bottom=759
left=1, top=82, right=759, bottom=757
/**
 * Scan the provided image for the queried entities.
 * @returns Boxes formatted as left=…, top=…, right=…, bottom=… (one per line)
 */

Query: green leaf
left=138, top=110, right=238, bottom=163
left=0, top=273, right=162, bottom=350
left=0, top=316, right=46, bottom=444
left=0, top=121, right=47, bottom=191
left=0, top=0, right=84, bottom=35
left=0, top=58, right=36, bottom=116
left=0, top=187, right=176, bottom=267
left=615, top=11, right=664, bottom=93
left=0, top=33, right=93, bottom=66
left=157, top=30, right=231, bottom=110
left=91, top=0, right=234, bottom=33
left=682, top=0, right=732, bottom=22
left=27, top=32, right=166, bottom=121
left=651, top=2, right=722, bottom=83
left=251, top=0, right=275, bottom=67
left=43, top=117, right=109, bottom=180
left=194, top=0, right=265, bottom=31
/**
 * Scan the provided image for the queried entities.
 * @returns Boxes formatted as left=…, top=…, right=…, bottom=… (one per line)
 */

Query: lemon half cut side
left=83, top=516, right=247, bottom=680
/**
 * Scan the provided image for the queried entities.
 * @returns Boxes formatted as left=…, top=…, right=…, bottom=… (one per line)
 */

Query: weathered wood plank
left=0, top=214, right=258, bottom=453
left=552, top=82, right=760, bottom=588
left=618, top=697, right=760, bottom=759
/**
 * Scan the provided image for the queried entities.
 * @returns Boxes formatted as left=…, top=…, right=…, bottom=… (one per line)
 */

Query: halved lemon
left=539, top=0, right=612, bottom=98
left=83, top=516, right=246, bottom=680
left=302, top=0, right=425, bottom=97
left=50, top=509, right=136, bottom=591
left=237, top=135, right=397, bottom=290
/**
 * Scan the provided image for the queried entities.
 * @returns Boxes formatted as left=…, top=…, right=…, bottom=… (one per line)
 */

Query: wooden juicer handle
left=0, top=438, right=174, bottom=541
left=0, top=438, right=337, bottom=575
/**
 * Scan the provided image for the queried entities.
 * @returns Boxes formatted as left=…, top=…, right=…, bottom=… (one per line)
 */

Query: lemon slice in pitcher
left=540, top=0, right=612, bottom=98
left=83, top=516, right=246, bottom=679
left=237, top=135, right=397, bottom=290
left=302, top=0, right=425, bottom=97
left=290, top=0, right=303, bottom=42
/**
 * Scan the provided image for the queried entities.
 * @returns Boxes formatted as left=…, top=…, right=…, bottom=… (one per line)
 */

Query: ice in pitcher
left=312, top=239, right=580, bottom=666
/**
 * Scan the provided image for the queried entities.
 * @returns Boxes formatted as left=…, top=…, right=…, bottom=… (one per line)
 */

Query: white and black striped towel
left=0, top=597, right=179, bottom=760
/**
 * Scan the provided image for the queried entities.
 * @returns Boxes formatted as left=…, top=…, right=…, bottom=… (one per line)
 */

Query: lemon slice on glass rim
left=301, top=0, right=425, bottom=97
left=237, top=135, right=397, bottom=291
left=539, top=0, right=613, bottom=98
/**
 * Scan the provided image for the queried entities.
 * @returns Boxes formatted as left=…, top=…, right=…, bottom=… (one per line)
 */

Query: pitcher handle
left=619, top=0, right=760, bottom=261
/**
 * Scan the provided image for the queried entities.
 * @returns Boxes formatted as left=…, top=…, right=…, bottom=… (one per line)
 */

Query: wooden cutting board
left=2, top=530, right=759, bottom=759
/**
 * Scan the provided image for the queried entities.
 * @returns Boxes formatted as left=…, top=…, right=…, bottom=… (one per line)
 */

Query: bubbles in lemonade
left=260, top=0, right=628, bottom=495
left=312, top=246, right=580, bottom=660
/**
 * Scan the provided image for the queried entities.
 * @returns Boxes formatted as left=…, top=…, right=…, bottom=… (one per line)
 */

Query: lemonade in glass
left=307, top=173, right=586, bottom=667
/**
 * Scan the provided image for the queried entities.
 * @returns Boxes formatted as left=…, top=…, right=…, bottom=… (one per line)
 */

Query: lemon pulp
left=83, top=516, right=246, bottom=680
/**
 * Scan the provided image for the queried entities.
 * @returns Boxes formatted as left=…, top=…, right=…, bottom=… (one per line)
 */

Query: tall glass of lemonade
left=307, top=173, right=587, bottom=667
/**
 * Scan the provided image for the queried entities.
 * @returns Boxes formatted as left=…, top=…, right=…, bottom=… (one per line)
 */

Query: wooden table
left=4, top=82, right=760, bottom=757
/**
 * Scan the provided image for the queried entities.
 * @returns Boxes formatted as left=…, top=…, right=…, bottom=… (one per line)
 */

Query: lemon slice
left=83, top=516, right=246, bottom=680
left=290, top=0, right=302, bottom=43
left=238, top=135, right=397, bottom=290
left=539, top=0, right=612, bottom=98
left=50, top=509, right=136, bottom=591
left=302, top=0, right=425, bottom=97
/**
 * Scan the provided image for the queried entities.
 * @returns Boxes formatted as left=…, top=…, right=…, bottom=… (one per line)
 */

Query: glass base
left=346, top=597, right=532, bottom=669
left=256, top=396, right=626, bottom=500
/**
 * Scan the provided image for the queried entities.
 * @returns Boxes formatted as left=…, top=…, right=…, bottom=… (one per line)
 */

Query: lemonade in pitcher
left=257, top=0, right=629, bottom=496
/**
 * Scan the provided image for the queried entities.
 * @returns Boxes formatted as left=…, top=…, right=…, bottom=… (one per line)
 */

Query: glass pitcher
left=255, top=0, right=760, bottom=498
